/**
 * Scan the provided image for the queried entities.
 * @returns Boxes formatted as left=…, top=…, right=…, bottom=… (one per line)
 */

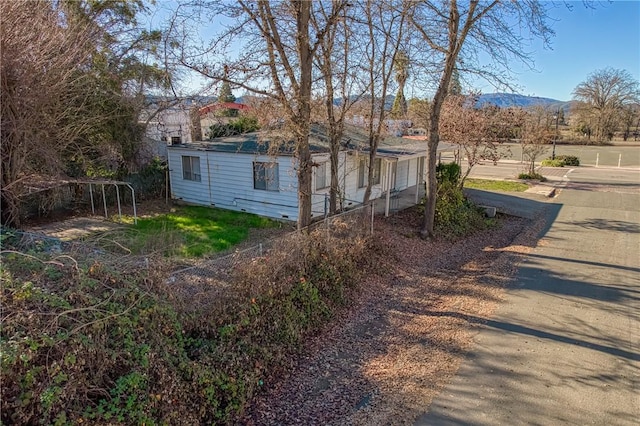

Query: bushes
left=542, top=155, right=580, bottom=167
left=518, top=172, right=547, bottom=181
left=436, top=161, right=461, bottom=184
left=208, top=116, right=260, bottom=139
left=1, top=223, right=372, bottom=425
left=127, top=157, right=167, bottom=200
left=541, top=159, right=565, bottom=167
left=556, top=155, right=580, bottom=166
left=435, top=181, right=488, bottom=237
left=431, top=162, right=489, bottom=238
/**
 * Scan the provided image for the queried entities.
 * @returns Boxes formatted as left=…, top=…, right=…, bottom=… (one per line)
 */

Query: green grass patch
left=116, top=206, right=279, bottom=257
left=463, top=178, right=529, bottom=192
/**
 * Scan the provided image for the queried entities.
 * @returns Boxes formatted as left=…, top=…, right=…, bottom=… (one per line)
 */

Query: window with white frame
left=182, top=155, right=201, bottom=181
left=253, top=161, right=279, bottom=191
left=358, top=157, right=382, bottom=188
left=315, top=162, right=329, bottom=190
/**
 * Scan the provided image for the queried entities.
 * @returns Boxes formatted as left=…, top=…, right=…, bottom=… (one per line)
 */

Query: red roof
left=198, top=102, right=251, bottom=116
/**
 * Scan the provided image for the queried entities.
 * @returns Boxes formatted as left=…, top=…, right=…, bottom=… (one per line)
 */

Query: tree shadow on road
left=572, top=218, right=640, bottom=233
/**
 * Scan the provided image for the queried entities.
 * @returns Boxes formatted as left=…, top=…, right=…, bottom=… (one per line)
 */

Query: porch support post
left=385, top=159, right=392, bottom=217
left=125, top=183, right=137, bottom=225
left=415, top=157, right=421, bottom=204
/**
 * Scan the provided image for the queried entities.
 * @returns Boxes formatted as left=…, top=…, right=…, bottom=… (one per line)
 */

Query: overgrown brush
left=1, top=219, right=373, bottom=425
left=429, top=162, right=491, bottom=238
left=518, top=172, right=547, bottom=181
left=435, top=181, right=488, bottom=237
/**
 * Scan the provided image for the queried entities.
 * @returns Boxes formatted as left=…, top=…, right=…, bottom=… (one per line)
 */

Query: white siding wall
left=146, top=108, right=193, bottom=143
left=168, top=147, right=299, bottom=221
left=167, top=148, right=211, bottom=206
left=396, top=160, right=409, bottom=190
left=169, top=147, right=429, bottom=221
left=395, top=158, right=420, bottom=190
left=341, top=153, right=384, bottom=205
left=311, top=153, right=331, bottom=217
left=407, top=158, right=418, bottom=187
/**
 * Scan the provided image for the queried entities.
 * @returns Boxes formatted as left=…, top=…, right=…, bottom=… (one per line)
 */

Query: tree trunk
left=295, top=0, right=313, bottom=230
left=329, top=142, right=340, bottom=213
left=421, top=60, right=456, bottom=238
left=297, top=134, right=312, bottom=229
left=421, top=132, right=439, bottom=238
left=362, top=136, right=378, bottom=205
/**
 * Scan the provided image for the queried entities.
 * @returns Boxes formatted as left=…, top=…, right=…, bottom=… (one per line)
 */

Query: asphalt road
left=441, top=143, right=640, bottom=172
left=415, top=166, right=640, bottom=425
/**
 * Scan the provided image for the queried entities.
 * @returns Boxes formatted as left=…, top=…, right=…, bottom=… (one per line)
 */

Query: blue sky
left=148, top=1, right=639, bottom=102
left=495, top=0, right=640, bottom=101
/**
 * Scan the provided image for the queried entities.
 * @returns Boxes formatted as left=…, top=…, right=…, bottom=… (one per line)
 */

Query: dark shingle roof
left=169, top=124, right=454, bottom=157
left=168, top=132, right=329, bottom=155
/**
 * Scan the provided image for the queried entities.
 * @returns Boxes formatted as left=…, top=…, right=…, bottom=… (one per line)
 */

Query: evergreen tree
left=390, top=51, right=409, bottom=118
left=448, top=68, right=462, bottom=96
left=217, top=81, right=238, bottom=117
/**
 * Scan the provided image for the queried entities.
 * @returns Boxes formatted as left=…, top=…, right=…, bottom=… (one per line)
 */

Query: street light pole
left=552, top=108, right=560, bottom=160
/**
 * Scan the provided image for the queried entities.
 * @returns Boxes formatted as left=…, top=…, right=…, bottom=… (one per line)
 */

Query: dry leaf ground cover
left=3, top=202, right=546, bottom=424
left=245, top=207, right=547, bottom=425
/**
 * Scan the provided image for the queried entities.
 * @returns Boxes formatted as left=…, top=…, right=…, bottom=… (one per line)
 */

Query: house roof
left=167, top=132, right=329, bottom=155
left=198, top=102, right=251, bottom=116
left=168, top=124, right=455, bottom=158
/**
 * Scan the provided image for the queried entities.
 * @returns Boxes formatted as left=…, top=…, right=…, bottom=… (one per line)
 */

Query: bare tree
left=520, top=106, right=552, bottom=175
left=440, top=95, right=516, bottom=185
left=174, top=0, right=347, bottom=229
left=311, top=2, right=364, bottom=214
left=360, top=0, right=408, bottom=204
left=407, top=0, right=554, bottom=238
left=1, top=1, right=99, bottom=226
left=571, top=67, right=640, bottom=142
left=620, top=104, right=640, bottom=141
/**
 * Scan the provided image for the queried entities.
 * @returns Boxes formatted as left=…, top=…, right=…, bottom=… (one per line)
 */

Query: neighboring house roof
left=198, top=102, right=251, bottom=116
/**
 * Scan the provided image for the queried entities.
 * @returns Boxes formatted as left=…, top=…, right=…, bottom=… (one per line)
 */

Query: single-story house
left=167, top=125, right=450, bottom=222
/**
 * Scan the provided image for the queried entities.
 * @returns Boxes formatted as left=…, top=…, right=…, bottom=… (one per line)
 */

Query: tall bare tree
left=571, top=67, right=640, bottom=142
left=311, top=2, right=363, bottom=214
left=407, top=0, right=554, bottom=238
left=175, top=0, right=347, bottom=229
left=360, top=0, right=408, bottom=204
left=1, top=1, right=88, bottom=225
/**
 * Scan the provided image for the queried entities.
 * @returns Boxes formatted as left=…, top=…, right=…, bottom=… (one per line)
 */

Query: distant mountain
left=476, top=93, right=572, bottom=113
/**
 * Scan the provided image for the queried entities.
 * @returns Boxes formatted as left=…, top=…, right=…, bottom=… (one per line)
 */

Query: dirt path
left=244, top=209, right=547, bottom=425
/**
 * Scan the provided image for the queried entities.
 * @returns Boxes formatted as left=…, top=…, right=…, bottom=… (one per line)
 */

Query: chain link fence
left=2, top=202, right=375, bottom=294
left=168, top=202, right=374, bottom=286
